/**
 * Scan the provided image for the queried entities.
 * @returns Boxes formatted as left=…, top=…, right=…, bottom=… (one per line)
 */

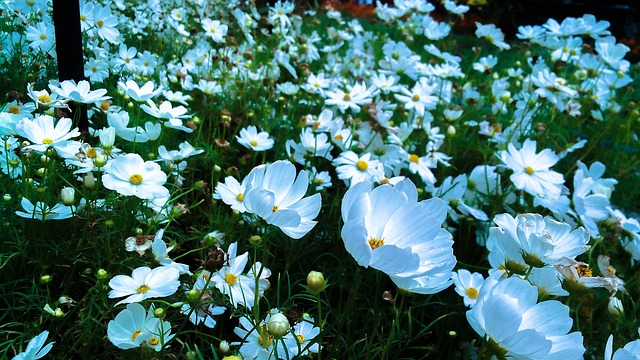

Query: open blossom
left=333, top=151, right=384, bottom=186
left=108, top=266, right=180, bottom=306
left=486, top=213, right=590, bottom=271
left=117, top=80, right=163, bottom=102
left=243, top=160, right=322, bottom=239
left=500, top=139, right=564, bottom=198
left=16, top=115, right=80, bottom=153
left=467, top=275, right=585, bottom=359
left=49, top=80, right=110, bottom=104
left=341, top=179, right=456, bottom=293
left=12, top=330, right=54, bottom=360
left=107, top=303, right=174, bottom=351
left=102, top=154, right=169, bottom=200
left=236, top=125, right=274, bottom=151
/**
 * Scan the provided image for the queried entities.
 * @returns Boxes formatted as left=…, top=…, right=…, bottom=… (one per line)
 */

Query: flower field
left=2, top=0, right=640, bottom=359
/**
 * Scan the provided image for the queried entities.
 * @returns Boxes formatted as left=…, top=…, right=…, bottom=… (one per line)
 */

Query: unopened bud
left=608, top=297, right=624, bottom=318
left=266, top=313, right=290, bottom=337
left=96, top=269, right=109, bottom=280
left=447, top=125, right=456, bottom=136
left=60, top=187, right=75, bottom=206
left=83, top=173, right=95, bottom=189
left=153, top=307, right=166, bottom=318
left=307, top=271, right=326, bottom=294
left=219, top=340, right=230, bottom=353
left=249, top=235, right=262, bottom=246
left=40, top=275, right=52, bottom=284
left=3, top=194, right=11, bottom=202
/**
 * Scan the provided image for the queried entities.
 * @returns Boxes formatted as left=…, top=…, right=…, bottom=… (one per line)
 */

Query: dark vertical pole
left=52, top=0, right=89, bottom=135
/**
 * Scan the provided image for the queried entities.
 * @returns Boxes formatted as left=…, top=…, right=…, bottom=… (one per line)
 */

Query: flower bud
left=608, top=297, right=624, bottom=318
left=99, top=127, right=116, bottom=149
left=219, top=340, right=230, bottom=354
left=307, top=271, right=326, bottom=294
left=83, top=173, right=95, bottom=189
left=3, top=194, right=11, bottom=202
left=266, top=313, right=290, bottom=337
left=249, top=235, right=262, bottom=246
left=40, top=275, right=52, bottom=284
left=447, top=125, right=456, bottom=136
left=36, top=167, right=47, bottom=177
left=40, top=154, right=50, bottom=165
left=60, top=187, right=75, bottom=206
left=96, top=269, right=109, bottom=280
left=222, top=356, right=242, bottom=360
left=94, top=154, right=107, bottom=168
left=154, top=307, right=166, bottom=318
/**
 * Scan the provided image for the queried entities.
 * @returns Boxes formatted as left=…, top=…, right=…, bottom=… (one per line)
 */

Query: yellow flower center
left=131, top=329, right=142, bottom=340
left=86, top=147, right=97, bottom=158
left=368, top=237, right=384, bottom=250
left=100, top=102, right=110, bottom=111
left=250, top=140, right=258, bottom=147
left=412, top=94, right=420, bottom=102
left=465, top=287, right=479, bottom=299
left=225, top=273, right=238, bottom=286
left=272, top=205, right=279, bottom=213
left=129, top=174, right=143, bottom=185
left=334, top=134, right=343, bottom=141
left=258, top=334, right=274, bottom=347
left=91, top=67, right=97, bottom=73
left=148, top=337, right=159, bottom=345
left=38, top=94, right=52, bottom=103
left=236, top=193, right=244, bottom=201
left=343, top=92, right=351, bottom=101
left=356, top=160, right=368, bottom=171
left=42, top=138, right=54, bottom=145
left=409, top=154, right=419, bottom=163
left=524, top=166, right=535, bottom=175
left=97, top=20, right=104, bottom=27
left=296, top=334, right=305, bottom=343
left=577, top=264, right=592, bottom=278
left=8, top=105, right=20, bottom=114
left=80, top=15, right=86, bottom=20
left=137, top=284, right=150, bottom=294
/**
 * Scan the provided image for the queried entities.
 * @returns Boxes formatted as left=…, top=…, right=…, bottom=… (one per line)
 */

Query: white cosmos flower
left=243, top=160, right=322, bottom=239
left=17, top=115, right=80, bottom=153
left=499, top=139, right=564, bottom=198
left=236, top=125, right=274, bottom=151
left=117, top=80, right=163, bottom=102
left=15, top=197, right=74, bottom=221
left=467, top=275, right=585, bottom=359
left=341, top=179, right=456, bottom=293
left=12, top=330, right=54, bottom=360
left=108, top=266, right=181, bottom=306
left=49, top=80, right=110, bottom=104
left=102, top=153, right=169, bottom=200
